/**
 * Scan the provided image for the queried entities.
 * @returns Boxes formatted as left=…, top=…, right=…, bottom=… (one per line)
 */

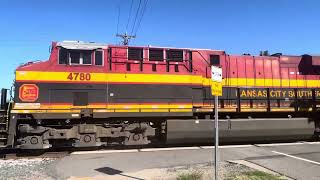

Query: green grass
left=177, top=170, right=203, bottom=180
left=176, top=169, right=284, bottom=180
left=227, top=170, right=284, bottom=180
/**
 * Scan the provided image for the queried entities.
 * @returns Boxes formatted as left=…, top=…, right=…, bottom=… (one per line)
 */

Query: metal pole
left=214, top=95, right=219, bottom=180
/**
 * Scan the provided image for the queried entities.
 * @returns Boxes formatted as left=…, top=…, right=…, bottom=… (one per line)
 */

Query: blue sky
left=0, top=0, right=320, bottom=88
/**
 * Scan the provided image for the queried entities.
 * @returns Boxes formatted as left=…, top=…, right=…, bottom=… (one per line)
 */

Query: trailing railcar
left=0, top=41, right=319, bottom=149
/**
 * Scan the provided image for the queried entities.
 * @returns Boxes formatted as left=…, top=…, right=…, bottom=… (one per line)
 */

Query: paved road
left=249, top=143, right=320, bottom=180
left=54, top=142, right=320, bottom=180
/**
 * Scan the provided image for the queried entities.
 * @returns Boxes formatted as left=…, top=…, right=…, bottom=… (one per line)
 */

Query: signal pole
left=116, top=33, right=136, bottom=45
left=214, top=95, right=219, bottom=180
left=211, top=65, right=222, bottom=180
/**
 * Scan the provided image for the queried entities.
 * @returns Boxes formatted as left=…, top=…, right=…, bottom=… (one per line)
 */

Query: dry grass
left=176, top=170, right=203, bottom=180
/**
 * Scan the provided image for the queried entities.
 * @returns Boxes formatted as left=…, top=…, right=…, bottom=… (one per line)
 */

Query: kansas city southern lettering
left=269, top=90, right=289, bottom=98
left=296, top=90, right=312, bottom=98
left=239, top=89, right=319, bottom=99
left=269, top=90, right=295, bottom=98
left=241, top=89, right=267, bottom=98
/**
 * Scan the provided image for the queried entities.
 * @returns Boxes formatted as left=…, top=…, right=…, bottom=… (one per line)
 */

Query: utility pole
left=116, top=32, right=136, bottom=45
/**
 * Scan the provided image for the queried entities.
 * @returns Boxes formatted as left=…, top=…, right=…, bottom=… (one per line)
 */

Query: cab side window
left=70, top=51, right=81, bottom=64
left=69, top=50, right=92, bottom=65
left=58, top=48, right=92, bottom=65
left=58, top=48, right=68, bottom=64
left=82, top=51, right=92, bottom=64
left=210, top=55, right=220, bottom=66
left=95, top=50, right=103, bottom=66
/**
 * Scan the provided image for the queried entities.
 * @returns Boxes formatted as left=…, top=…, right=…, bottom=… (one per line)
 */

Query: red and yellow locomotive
left=0, top=41, right=319, bottom=149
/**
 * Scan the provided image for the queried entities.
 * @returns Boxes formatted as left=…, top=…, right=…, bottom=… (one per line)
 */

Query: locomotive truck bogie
left=16, top=121, right=155, bottom=149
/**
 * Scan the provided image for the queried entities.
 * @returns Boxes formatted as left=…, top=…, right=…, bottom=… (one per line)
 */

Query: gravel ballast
left=0, top=158, right=56, bottom=180
left=0, top=158, right=281, bottom=180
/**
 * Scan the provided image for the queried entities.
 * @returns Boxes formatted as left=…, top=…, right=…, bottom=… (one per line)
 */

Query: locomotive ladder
left=0, top=109, right=9, bottom=147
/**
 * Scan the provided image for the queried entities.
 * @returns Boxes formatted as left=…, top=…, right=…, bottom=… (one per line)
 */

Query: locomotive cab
left=57, top=42, right=104, bottom=66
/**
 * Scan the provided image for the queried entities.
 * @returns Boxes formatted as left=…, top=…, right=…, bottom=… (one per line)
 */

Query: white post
left=214, top=95, right=219, bottom=180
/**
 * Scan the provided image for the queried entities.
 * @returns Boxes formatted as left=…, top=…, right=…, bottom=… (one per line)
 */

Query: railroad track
left=0, top=144, right=164, bottom=160
left=1, top=140, right=318, bottom=160
left=3, top=151, right=70, bottom=160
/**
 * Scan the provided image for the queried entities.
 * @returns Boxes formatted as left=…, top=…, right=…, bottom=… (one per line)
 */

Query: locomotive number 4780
left=67, top=72, right=91, bottom=81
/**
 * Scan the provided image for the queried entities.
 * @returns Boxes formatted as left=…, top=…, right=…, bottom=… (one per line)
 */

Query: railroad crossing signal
left=210, top=65, right=222, bottom=180
left=211, top=81, right=222, bottom=96
left=211, top=66, right=222, bottom=96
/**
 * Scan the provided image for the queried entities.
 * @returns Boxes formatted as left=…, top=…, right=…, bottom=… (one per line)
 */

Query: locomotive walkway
left=51, top=142, right=320, bottom=180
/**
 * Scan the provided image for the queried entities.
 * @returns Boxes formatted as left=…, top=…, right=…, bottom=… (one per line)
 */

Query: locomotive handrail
left=193, top=50, right=210, bottom=66
left=111, top=59, right=196, bottom=73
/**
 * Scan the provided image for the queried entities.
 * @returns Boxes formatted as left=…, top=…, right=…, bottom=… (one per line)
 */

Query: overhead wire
left=125, top=0, right=134, bottom=33
left=130, top=0, right=142, bottom=35
left=116, top=0, right=149, bottom=45
left=116, top=4, right=120, bottom=34
left=115, top=0, right=121, bottom=44
left=133, top=0, right=149, bottom=36
left=131, top=0, right=149, bottom=45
